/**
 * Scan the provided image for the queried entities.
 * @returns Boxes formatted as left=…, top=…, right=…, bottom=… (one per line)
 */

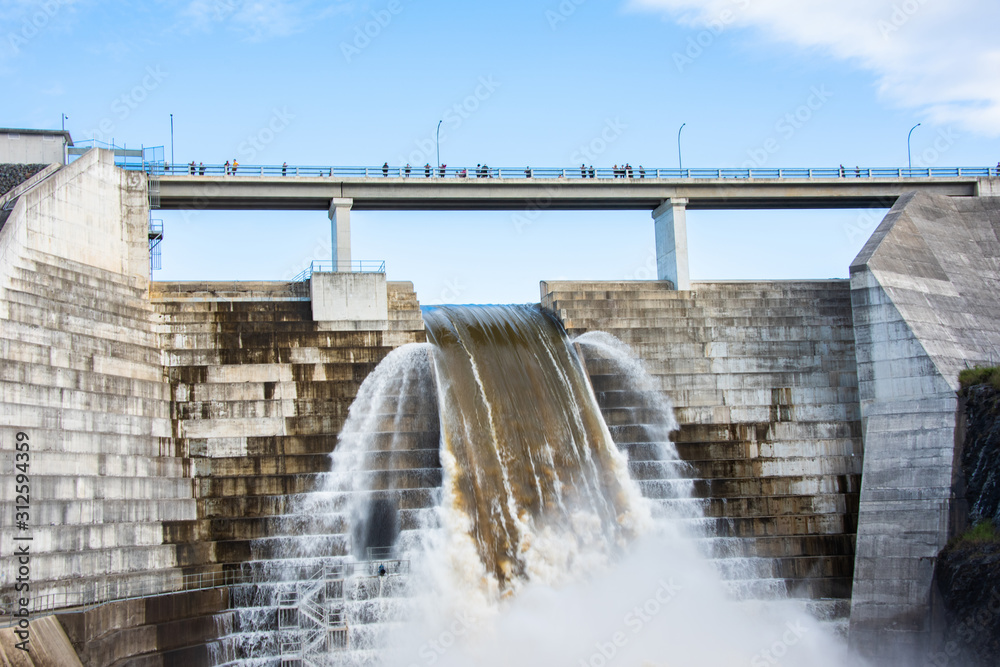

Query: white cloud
left=628, top=0, right=1000, bottom=137
left=178, top=0, right=354, bottom=41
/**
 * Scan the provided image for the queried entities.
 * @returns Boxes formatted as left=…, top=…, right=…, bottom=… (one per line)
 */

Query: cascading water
left=224, top=304, right=861, bottom=666
left=220, top=343, right=441, bottom=665
left=422, top=305, right=649, bottom=595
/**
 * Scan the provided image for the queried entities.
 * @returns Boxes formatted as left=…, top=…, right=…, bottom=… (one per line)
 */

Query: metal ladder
left=277, top=564, right=349, bottom=666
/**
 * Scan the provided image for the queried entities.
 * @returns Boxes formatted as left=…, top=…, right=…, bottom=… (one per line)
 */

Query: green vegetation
left=958, top=365, right=1000, bottom=392
left=952, top=520, right=999, bottom=547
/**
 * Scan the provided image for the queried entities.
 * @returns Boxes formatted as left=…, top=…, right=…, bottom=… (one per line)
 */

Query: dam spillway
left=2, top=151, right=999, bottom=664
left=423, top=304, right=644, bottom=593
left=207, top=303, right=857, bottom=665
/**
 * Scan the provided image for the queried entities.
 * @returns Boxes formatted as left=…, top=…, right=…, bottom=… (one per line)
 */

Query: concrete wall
left=310, top=271, right=389, bottom=330
left=848, top=192, right=1000, bottom=663
left=543, top=280, right=863, bottom=609
left=0, top=148, right=428, bottom=661
left=0, top=149, right=197, bottom=611
left=0, top=148, right=148, bottom=282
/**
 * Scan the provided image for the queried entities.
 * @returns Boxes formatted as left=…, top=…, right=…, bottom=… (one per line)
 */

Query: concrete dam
left=1, top=149, right=1000, bottom=665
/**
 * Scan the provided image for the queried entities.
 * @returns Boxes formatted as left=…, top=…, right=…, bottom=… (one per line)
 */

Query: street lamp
left=436, top=119, right=443, bottom=175
left=677, top=123, right=686, bottom=173
left=170, top=114, right=175, bottom=166
left=907, top=123, right=921, bottom=173
left=61, top=113, right=68, bottom=131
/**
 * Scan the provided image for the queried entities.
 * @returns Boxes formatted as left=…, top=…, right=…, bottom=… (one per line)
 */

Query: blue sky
left=4, top=0, right=999, bottom=304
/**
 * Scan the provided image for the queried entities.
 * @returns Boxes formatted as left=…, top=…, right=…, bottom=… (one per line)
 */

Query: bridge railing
left=133, top=163, right=1000, bottom=180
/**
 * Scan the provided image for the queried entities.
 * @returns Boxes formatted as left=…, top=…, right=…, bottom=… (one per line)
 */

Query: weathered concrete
left=310, top=271, right=388, bottom=330
left=653, top=198, right=688, bottom=290
left=542, top=280, right=863, bottom=609
left=329, top=197, right=352, bottom=270
left=149, top=279, right=425, bottom=658
left=0, top=149, right=196, bottom=616
left=0, top=615, right=82, bottom=666
left=847, top=192, right=1000, bottom=663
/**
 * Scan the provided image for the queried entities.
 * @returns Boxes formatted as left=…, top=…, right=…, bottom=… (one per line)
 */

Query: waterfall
left=222, top=305, right=860, bottom=666
left=423, top=305, right=650, bottom=595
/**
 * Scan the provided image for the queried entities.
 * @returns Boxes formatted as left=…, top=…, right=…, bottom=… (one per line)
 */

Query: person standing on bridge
left=282, top=162, right=287, bottom=176
left=383, top=162, right=389, bottom=177
left=224, top=160, right=230, bottom=175
left=589, top=165, right=595, bottom=178
left=424, top=163, right=431, bottom=178
left=232, top=160, right=238, bottom=175
left=405, top=164, right=411, bottom=177
left=199, top=162, right=205, bottom=176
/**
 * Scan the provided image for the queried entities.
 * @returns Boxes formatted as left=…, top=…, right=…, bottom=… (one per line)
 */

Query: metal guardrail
left=0, top=559, right=409, bottom=627
left=128, top=162, right=1000, bottom=181
left=292, top=260, right=386, bottom=282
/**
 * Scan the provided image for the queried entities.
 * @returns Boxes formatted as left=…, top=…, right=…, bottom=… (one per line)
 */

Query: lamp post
left=677, top=123, right=686, bottom=173
left=907, top=123, right=921, bottom=174
left=170, top=114, right=175, bottom=166
left=61, top=114, right=69, bottom=164
left=436, top=119, right=443, bottom=175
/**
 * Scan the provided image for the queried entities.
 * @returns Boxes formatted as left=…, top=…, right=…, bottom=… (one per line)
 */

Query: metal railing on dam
left=0, top=559, right=410, bottom=628
left=292, top=259, right=386, bottom=282
left=140, top=162, right=999, bottom=181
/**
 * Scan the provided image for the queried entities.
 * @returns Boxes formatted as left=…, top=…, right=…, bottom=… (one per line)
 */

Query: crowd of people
left=378, top=162, right=648, bottom=179
left=171, top=161, right=999, bottom=179
left=172, top=160, right=649, bottom=179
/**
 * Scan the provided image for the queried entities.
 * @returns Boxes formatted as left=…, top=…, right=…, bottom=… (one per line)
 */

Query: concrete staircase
left=544, top=280, right=862, bottom=620
left=0, top=247, right=197, bottom=612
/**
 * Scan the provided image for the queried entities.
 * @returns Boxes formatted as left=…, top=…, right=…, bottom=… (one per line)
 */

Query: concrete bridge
left=149, top=164, right=1000, bottom=290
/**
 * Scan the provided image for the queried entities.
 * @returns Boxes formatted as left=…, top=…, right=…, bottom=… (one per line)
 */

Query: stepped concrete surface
left=0, top=149, right=197, bottom=619
left=151, top=278, right=425, bottom=662
left=847, top=192, right=1000, bottom=663
left=0, top=149, right=428, bottom=663
left=544, top=280, right=863, bottom=611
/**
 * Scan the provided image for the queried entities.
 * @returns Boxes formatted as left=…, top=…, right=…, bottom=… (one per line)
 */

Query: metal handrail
left=292, top=260, right=386, bottom=282
left=129, top=162, right=1000, bottom=180
left=0, top=558, right=408, bottom=627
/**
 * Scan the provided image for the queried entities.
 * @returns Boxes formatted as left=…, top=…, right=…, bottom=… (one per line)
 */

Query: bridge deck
left=154, top=174, right=988, bottom=211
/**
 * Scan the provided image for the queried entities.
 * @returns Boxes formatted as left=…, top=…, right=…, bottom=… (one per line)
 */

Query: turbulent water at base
left=223, top=305, right=864, bottom=667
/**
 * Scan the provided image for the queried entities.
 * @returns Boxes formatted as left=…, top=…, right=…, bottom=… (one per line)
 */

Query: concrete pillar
left=328, top=198, right=353, bottom=272
left=652, top=198, right=690, bottom=290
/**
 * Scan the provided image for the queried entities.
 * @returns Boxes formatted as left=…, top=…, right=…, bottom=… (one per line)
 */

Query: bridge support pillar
left=328, top=198, right=353, bottom=272
left=653, top=198, right=690, bottom=290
